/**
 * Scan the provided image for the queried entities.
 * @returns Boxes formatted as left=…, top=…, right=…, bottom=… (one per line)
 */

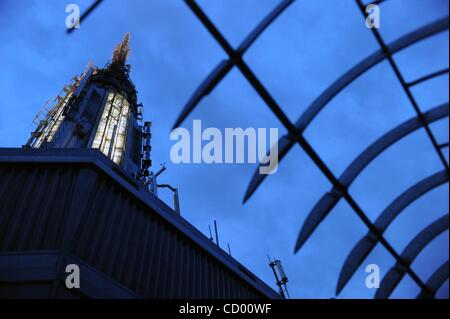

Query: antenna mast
left=268, top=255, right=290, bottom=299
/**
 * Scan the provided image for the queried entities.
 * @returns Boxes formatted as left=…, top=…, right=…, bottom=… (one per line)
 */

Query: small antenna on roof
left=214, top=220, right=220, bottom=247
left=208, top=224, right=214, bottom=242
left=268, top=255, right=290, bottom=299
left=157, top=182, right=181, bottom=215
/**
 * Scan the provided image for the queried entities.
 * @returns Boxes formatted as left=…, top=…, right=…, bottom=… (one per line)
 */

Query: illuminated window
left=92, top=91, right=130, bottom=165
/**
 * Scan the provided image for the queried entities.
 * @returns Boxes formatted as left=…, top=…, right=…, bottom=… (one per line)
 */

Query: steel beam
left=173, top=0, right=295, bottom=129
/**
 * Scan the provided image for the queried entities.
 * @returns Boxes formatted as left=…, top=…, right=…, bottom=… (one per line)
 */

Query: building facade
left=0, top=35, right=280, bottom=299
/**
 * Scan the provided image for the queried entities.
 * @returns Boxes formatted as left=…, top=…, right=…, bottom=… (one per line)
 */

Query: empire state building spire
left=112, top=32, right=131, bottom=65
left=26, top=33, right=145, bottom=178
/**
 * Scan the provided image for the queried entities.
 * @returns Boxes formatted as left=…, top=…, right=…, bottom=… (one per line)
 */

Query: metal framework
left=337, top=170, right=449, bottom=295
left=27, top=75, right=85, bottom=148
left=244, top=17, right=449, bottom=201
left=177, top=0, right=449, bottom=298
left=376, top=214, right=449, bottom=299
left=70, top=0, right=449, bottom=298
left=417, top=260, right=449, bottom=299
left=295, top=104, right=449, bottom=252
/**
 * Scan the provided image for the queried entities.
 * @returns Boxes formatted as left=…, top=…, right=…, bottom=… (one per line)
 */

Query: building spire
left=112, top=33, right=130, bottom=65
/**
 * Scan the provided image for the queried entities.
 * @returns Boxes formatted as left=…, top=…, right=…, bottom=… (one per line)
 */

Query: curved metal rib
left=336, top=170, right=449, bottom=295
left=417, top=260, right=449, bottom=299
left=237, top=0, right=294, bottom=54
left=375, top=214, right=449, bottom=299
left=407, top=68, right=449, bottom=87
left=244, top=17, right=449, bottom=202
left=173, top=0, right=294, bottom=129
left=173, top=60, right=233, bottom=129
left=340, top=105, right=448, bottom=186
left=293, top=103, right=449, bottom=251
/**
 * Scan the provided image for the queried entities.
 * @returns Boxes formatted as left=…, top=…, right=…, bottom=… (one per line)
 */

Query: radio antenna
left=214, top=220, right=219, bottom=247
left=268, top=255, right=290, bottom=299
left=208, top=224, right=214, bottom=242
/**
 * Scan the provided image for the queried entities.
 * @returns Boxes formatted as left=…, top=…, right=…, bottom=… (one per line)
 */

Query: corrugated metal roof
left=0, top=148, right=281, bottom=299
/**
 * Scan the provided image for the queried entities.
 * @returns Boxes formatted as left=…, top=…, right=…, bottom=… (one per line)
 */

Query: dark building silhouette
left=0, top=35, right=280, bottom=299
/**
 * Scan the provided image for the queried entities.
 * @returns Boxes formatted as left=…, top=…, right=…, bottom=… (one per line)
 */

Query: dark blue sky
left=0, top=0, right=448, bottom=298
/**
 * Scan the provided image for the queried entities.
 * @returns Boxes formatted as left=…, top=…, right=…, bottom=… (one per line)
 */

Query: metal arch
left=294, top=103, right=449, bottom=252
left=356, top=0, right=449, bottom=175
left=243, top=17, right=449, bottom=203
left=172, top=0, right=295, bottom=129
left=173, top=60, right=233, bottom=129
left=336, top=170, right=449, bottom=295
left=375, top=171, right=448, bottom=231
left=340, top=105, right=449, bottom=187
left=407, top=68, right=449, bottom=87
left=375, top=214, right=449, bottom=299
left=186, top=0, right=438, bottom=293
left=417, top=260, right=449, bottom=299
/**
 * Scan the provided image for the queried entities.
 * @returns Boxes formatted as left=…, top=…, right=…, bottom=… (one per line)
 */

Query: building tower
left=25, top=33, right=149, bottom=178
left=0, top=33, right=280, bottom=299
